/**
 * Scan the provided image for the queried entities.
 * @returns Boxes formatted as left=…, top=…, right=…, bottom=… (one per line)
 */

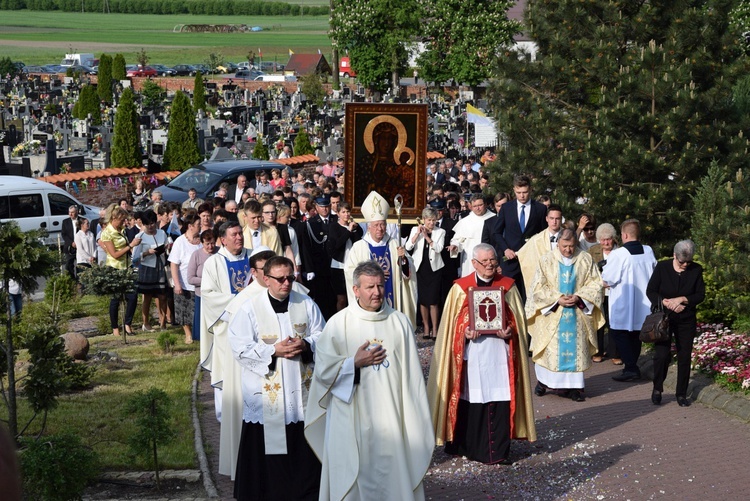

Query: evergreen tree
left=163, top=91, right=201, bottom=171
left=73, top=85, right=101, bottom=125
left=141, top=80, right=166, bottom=111
left=331, top=0, right=422, bottom=92
left=487, top=0, right=750, bottom=253
left=111, top=87, right=141, bottom=168
left=97, top=54, right=113, bottom=104
left=691, top=163, right=750, bottom=326
left=293, top=129, right=315, bottom=156
left=300, top=72, right=325, bottom=108
left=112, top=53, right=126, bottom=81
left=253, top=135, right=270, bottom=160
left=418, top=0, right=519, bottom=87
left=193, top=72, right=206, bottom=114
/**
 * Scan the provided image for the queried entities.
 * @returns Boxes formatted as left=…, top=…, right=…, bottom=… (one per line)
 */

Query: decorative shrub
left=20, top=433, right=99, bottom=501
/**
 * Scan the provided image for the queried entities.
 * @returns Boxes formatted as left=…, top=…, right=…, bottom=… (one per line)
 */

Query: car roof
left=0, top=176, right=62, bottom=189
left=191, top=158, right=279, bottom=173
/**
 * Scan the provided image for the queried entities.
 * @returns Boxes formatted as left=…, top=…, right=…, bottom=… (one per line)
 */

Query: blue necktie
left=519, top=205, right=526, bottom=234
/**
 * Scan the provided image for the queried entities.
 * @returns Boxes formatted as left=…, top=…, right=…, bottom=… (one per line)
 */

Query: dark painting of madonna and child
left=344, top=103, right=427, bottom=219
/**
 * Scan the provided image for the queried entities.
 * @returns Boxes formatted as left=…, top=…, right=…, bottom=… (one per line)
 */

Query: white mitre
left=361, top=191, right=390, bottom=222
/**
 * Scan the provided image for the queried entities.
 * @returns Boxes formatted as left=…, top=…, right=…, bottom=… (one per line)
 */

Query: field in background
left=0, top=10, right=333, bottom=65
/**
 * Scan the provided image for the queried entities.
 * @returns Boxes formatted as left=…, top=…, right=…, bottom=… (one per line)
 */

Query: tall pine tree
left=488, top=0, right=750, bottom=253
left=111, top=87, right=141, bottom=168
left=97, top=54, right=113, bottom=104
left=112, top=53, right=126, bottom=81
left=163, top=91, right=201, bottom=171
left=72, top=85, right=101, bottom=125
left=193, top=72, right=206, bottom=114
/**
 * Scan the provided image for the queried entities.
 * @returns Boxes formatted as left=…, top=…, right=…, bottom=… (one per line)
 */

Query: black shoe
left=677, top=396, right=691, bottom=407
left=569, top=390, right=585, bottom=402
left=534, top=382, right=547, bottom=397
left=612, top=371, right=640, bottom=382
left=651, top=390, right=662, bottom=405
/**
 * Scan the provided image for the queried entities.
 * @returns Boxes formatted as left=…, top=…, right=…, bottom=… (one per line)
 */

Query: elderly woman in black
left=646, top=239, right=705, bottom=407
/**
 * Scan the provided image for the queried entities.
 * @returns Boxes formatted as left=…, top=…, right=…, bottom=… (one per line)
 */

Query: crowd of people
left=52, top=157, right=706, bottom=500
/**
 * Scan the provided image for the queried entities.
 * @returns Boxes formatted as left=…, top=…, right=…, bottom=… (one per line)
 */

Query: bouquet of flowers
left=11, top=139, right=43, bottom=157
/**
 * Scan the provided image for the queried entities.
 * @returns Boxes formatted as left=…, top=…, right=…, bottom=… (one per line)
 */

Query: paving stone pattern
left=199, top=347, right=750, bottom=500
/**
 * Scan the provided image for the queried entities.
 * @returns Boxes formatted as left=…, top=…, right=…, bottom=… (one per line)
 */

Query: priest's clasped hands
left=557, top=294, right=581, bottom=307
left=464, top=327, right=513, bottom=341
left=354, top=341, right=387, bottom=368
left=274, top=336, right=307, bottom=359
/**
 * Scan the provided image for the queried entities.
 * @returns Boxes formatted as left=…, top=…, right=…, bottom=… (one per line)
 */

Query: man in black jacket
left=302, top=196, right=337, bottom=319
left=61, top=205, right=79, bottom=277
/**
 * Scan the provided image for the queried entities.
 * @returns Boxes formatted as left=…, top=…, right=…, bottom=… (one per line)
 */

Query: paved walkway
left=198, top=346, right=750, bottom=500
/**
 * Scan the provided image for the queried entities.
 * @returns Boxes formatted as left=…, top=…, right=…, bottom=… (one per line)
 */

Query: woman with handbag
left=646, top=240, right=705, bottom=407
left=133, top=210, right=169, bottom=332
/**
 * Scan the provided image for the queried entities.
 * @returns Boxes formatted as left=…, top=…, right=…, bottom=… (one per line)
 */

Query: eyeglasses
left=584, top=227, right=595, bottom=232
left=473, top=258, right=498, bottom=267
left=266, top=275, right=296, bottom=284
left=676, top=258, right=693, bottom=265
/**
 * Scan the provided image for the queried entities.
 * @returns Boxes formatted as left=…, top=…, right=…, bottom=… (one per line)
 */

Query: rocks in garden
left=61, top=332, right=89, bottom=360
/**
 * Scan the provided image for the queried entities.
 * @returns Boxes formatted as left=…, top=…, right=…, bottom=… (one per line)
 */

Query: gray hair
left=596, top=223, right=617, bottom=241
left=353, top=261, right=385, bottom=287
left=674, top=239, right=696, bottom=262
left=558, top=228, right=577, bottom=243
left=421, top=207, right=438, bottom=220
left=472, top=243, right=496, bottom=260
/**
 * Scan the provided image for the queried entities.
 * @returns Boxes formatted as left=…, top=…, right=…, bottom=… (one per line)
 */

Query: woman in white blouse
left=74, top=217, right=97, bottom=276
left=405, top=207, right=445, bottom=339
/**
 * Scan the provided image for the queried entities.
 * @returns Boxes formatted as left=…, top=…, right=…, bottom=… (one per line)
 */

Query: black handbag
left=639, top=301, right=670, bottom=343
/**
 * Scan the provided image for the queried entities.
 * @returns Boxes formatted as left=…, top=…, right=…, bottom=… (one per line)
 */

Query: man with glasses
left=228, top=256, right=324, bottom=500
left=428, top=243, right=536, bottom=465
left=448, top=194, right=495, bottom=276
left=199, top=221, right=253, bottom=478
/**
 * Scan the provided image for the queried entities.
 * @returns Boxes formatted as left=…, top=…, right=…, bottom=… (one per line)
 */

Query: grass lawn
left=0, top=10, right=333, bottom=65
left=2, top=295, right=202, bottom=470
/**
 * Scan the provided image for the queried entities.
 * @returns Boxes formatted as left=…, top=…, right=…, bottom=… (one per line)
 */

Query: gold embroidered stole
left=256, top=293, right=310, bottom=454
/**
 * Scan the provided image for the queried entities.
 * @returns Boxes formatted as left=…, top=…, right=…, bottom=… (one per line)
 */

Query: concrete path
left=198, top=347, right=750, bottom=500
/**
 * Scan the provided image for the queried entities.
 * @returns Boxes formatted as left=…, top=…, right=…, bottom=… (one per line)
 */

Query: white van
left=256, top=74, right=297, bottom=83
left=60, top=53, right=96, bottom=68
left=0, top=176, right=101, bottom=245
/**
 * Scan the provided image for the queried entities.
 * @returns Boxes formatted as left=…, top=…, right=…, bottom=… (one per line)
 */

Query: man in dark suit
left=483, top=175, right=547, bottom=302
left=61, top=205, right=79, bottom=277
left=301, top=195, right=338, bottom=319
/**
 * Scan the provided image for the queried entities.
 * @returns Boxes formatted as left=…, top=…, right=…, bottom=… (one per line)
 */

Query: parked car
left=41, top=65, right=64, bottom=74
left=126, top=65, right=157, bottom=77
left=154, top=158, right=280, bottom=204
left=67, top=64, right=97, bottom=75
left=259, top=61, right=284, bottom=72
left=171, top=64, right=198, bottom=76
left=193, top=64, right=213, bottom=75
left=236, top=62, right=258, bottom=70
left=216, top=62, right=238, bottom=74
left=22, top=65, right=45, bottom=74
left=0, top=176, right=101, bottom=246
left=151, top=64, right=176, bottom=76
left=235, top=69, right=264, bottom=80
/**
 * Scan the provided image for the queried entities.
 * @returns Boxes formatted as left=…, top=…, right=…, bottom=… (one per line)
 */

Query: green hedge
left=0, top=0, right=329, bottom=16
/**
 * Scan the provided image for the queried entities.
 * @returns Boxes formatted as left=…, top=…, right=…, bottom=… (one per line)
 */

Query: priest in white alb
left=527, top=229, right=604, bottom=402
left=305, top=260, right=434, bottom=500
left=344, top=190, right=417, bottom=327
left=448, top=194, right=495, bottom=277
left=229, top=256, right=324, bottom=500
